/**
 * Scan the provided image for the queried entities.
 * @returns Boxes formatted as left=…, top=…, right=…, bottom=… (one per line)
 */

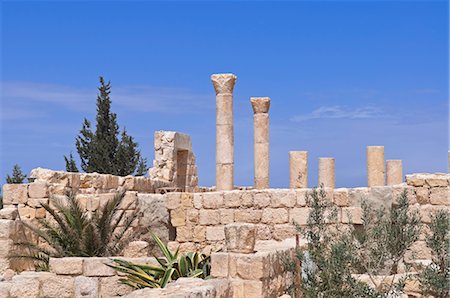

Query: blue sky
left=1, top=0, right=448, bottom=188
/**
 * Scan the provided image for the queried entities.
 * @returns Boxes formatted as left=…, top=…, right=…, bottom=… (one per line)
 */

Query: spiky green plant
left=10, top=190, right=141, bottom=269
left=418, top=210, right=449, bottom=298
left=108, top=233, right=211, bottom=289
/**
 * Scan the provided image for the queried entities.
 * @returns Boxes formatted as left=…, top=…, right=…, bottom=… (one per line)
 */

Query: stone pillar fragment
left=211, top=74, right=237, bottom=191
left=367, top=146, right=385, bottom=187
left=289, top=151, right=308, bottom=188
left=251, top=97, right=270, bottom=189
left=318, top=157, right=335, bottom=189
left=386, top=160, right=402, bottom=185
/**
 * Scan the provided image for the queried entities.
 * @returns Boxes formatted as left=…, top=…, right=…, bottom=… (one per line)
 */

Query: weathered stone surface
left=0, top=208, right=18, bottom=220
left=137, top=194, right=170, bottom=250
left=386, top=160, right=403, bottom=185
left=349, top=187, right=369, bottom=207
left=254, top=192, right=271, bottom=208
left=18, top=205, right=35, bottom=220
left=0, top=220, right=14, bottom=240
left=272, top=224, right=296, bottom=241
left=0, top=281, right=11, bottom=298
left=333, top=188, right=349, bottom=207
left=206, top=226, right=225, bottom=241
left=49, top=257, right=83, bottom=275
left=220, top=209, right=234, bottom=224
left=289, top=151, right=308, bottom=189
left=406, top=174, right=427, bottom=187
left=211, top=252, right=229, bottom=278
left=203, top=192, right=224, bottom=209
left=186, top=209, right=200, bottom=224
left=270, top=190, right=296, bottom=208
left=261, top=208, right=288, bottom=224
left=367, top=146, right=385, bottom=187
left=74, top=276, right=98, bottom=298
left=420, top=204, right=446, bottom=224
left=177, top=226, right=194, bottom=242
left=123, top=241, right=149, bottom=258
left=318, top=157, right=335, bottom=189
left=234, top=209, right=262, bottom=224
left=368, top=186, right=392, bottom=209
left=295, top=189, right=308, bottom=206
left=3, top=184, right=28, bottom=205
left=10, top=274, right=40, bottom=298
left=193, top=193, right=203, bottom=209
left=83, top=258, right=116, bottom=277
left=40, top=275, right=74, bottom=298
left=415, top=187, right=430, bottom=204
left=28, top=182, right=48, bottom=198
left=429, top=187, right=449, bottom=205
left=99, top=276, right=132, bottom=297
left=425, top=173, right=449, bottom=187
left=193, top=226, right=207, bottom=242
left=289, top=208, right=311, bottom=225
left=224, top=223, right=256, bottom=253
left=199, top=210, right=220, bottom=225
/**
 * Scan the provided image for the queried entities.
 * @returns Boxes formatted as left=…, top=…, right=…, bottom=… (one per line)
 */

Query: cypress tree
left=73, top=76, right=145, bottom=176
left=6, top=164, right=27, bottom=184
left=64, top=153, right=79, bottom=172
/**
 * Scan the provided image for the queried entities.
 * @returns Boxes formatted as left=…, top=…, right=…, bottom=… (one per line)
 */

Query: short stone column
left=224, top=223, right=256, bottom=253
left=318, top=157, right=335, bottom=188
left=367, top=146, right=385, bottom=187
left=289, top=151, right=308, bottom=188
left=251, top=97, right=271, bottom=189
left=386, top=160, right=402, bottom=185
left=211, top=74, right=237, bottom=191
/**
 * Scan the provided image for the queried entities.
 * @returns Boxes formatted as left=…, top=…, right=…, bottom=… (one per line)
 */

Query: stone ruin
left=0, top=73, right=448, bottom=297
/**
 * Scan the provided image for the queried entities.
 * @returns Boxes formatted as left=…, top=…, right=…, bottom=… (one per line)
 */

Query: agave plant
left=10, top=189, right=140, bottom=270
left=108, top=233, right=211, bottom=289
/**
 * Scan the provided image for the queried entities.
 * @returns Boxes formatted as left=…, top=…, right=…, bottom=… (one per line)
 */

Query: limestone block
left=27, top=198, right=49, bottom=208
left=0, top=281, right=11, bottom=298
left=166, top=193, right=181, bottom=210
left=211, top=252, right=229, bottom=277
left=177, top=226, right=194, bottom=242
left=99, top=276, right=132, bottom=297
left=0, top=208, right=18, bottom=220
left=28, top=182, right=48, bottom=198
left=415, top=187, right=430, bottom=204
left=224, top=223, right=256, bottom=253
left=255, top=224, right=272, bottom=240
left=74, top=276, right=98, bottom=298
left=202, top=192, right=224, bottom=209
left=206, top=226, right=225, bottom=241
left=289, top=151, right=308, bottom=188
left=40, top=275, right=74, bottom=298
left=420, top=204, right=444, bottom=224
left=261, top=208, right=289, bottom=224
left=392, top=185, right=416, bottom=205
left=199, top=210, right=220, bottom=225
left=10, top=274, right=40, bottom=298
left=289, top=208, right=311, bottom=225
left=349, top=187, right=369, bottom=207
left=223, top=191, right=241, bottom=208
left=137, top=194, right=170, bottom=248
left=216, top=164, right=234, bottom=192
left=170, top=208, right=186, bottom=227
left=236, top=254, right=267, bottom=280
left=405, top=241, right=432, bottom=260
left=429, top=187, right=449, bottom=205
left=270, top=190, right=296, bottom=208
left=49, top=257, right=83, bottom=275
left=243, top=280, right=264, bottom=298
left=273, top=224, right=296, bottom=241
left=220, top=209, right=234, bottom=224
left=118, top=191, right=137, bottom=210
left=240, top=192, right=254, bottom=207
left=123, top=241, right=149, bottom=258
left=341, top=207, right=363, bottom=224
left=386, top=160, right=403, bottom=185
left=193, top=226, right=206, bottom=242
left=406, top=174, right=427, bottom=187
left=0, top=240, right=13, bottom=257
left=35, top=208, right=46, bottom=219
left=3, top=184, right=28, bottom=205
left=83, top=258, right=116, bottom=277
left=234, top=209, right=262, bottom=223
left=0, top=220, right=14, bottom=240
left=333, top=188, right=349, bottom=206
left=425, top=174, right=449, bottom=187
left=18, top=205, right=35, bottom=220
left=367, top=146, right=385, bottom=187
left=186, top=209, right=199, bottom=224
left=180, top=193, right=194, bottom=208
left=193, top=193, right=203, bottom=209
left=295, top=189, right=308, bottom=206
left=254, top=192, right=271, bottom=208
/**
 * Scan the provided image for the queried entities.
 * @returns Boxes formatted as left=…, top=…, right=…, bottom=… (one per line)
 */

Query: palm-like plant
left=108, top=233, right=211, bottom=289
left=10, top=190, right=140, bottom=270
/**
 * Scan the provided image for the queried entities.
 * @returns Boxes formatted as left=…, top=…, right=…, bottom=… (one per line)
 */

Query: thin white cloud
left=1, top=81, right=213, bottom=116
left=290, top=105, right=384, bottom=122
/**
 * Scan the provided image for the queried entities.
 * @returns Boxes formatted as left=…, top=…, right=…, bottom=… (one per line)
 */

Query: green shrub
left=10, top=190, right=140, bottom=270
left=418, top=210, right=449, bottom=298
left=108, top=233, right=211, bottom=289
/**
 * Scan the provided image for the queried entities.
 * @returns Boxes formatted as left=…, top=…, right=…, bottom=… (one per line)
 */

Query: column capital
left=250, top=97, right=271, bottom=114
left=211, top=73, right=237, bottom=95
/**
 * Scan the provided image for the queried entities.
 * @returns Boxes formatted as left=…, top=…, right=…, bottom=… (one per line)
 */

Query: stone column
left=251, top=97, right=270, bottom=189
left=211, top=74, right=237, bottom=191
left=318, top=157, right=335, bottom=189
left=289, top=151, right=308, bottom=188
left=386, top=160, right=402, bottom=185
left=367, top=146, right=385, bottom=187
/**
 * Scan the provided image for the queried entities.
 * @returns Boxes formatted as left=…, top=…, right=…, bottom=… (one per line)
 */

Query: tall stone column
left=251, top=97, right=270, bottom=189
left=318, top=157, right=335, bottom=189
left=289, top=151, right=308, bottom=188
left=367, top=146, right=385, bottom=187
left=386, top=160, right=402, bottom=185
left=211, top=74, right=237, bottom=191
